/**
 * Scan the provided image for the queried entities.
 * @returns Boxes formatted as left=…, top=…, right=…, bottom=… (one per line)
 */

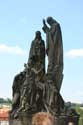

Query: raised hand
left=43, top=19, right=46, bottom=25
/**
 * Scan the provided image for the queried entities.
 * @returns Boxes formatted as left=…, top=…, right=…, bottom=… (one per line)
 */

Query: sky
left=0, top=0, right=83, bottom=103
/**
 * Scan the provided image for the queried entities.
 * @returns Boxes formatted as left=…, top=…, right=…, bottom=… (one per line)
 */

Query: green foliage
left=75, top=104, right=83, bottom=125
left=0, top=97, right=12, bottom=104
left=0, top=98, right=6, bottom=103
left=6, top=98, right=12, bottom=104
left=75, top=105, right=83, bottom=116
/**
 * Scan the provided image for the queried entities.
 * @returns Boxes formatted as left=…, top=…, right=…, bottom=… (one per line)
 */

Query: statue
left=42, top=16, right=64, bottom=116
left=14, top=31, right=46, bottom=116
left=28, top=31, right=45, bottom=74
left=43, top=77, right=64, bottom=116
left=9, top=17, right=80, bottom=125
left=42, top=16, right=63, bottom=91
left=10, top=70, right=26, bottom=118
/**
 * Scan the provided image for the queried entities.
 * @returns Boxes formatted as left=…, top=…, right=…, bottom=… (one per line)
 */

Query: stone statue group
left=10, top=17, right=64, bottom=119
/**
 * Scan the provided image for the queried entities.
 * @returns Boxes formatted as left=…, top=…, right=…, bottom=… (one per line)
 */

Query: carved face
left=47, top=17, right=57, bottom=26
left=47, top=17, right=53, bottom=26
left=35, top=31, right=41, bottom=39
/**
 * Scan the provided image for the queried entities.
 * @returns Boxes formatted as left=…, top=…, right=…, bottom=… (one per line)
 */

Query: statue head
left=18, top=71, right=26, bottom=80
left=35, top=31, right=41, bottom=40
left=47, top=16, right=57, bottom=26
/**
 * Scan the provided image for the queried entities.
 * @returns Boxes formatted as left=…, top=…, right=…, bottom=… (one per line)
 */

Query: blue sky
left=0, top=0, right=83, bottom=103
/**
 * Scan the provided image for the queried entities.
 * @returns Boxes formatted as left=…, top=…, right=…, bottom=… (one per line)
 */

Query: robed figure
left=42, top=17, right=63, bottom=91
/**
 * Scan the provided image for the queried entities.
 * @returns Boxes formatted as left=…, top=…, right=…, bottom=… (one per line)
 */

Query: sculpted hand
left=43, top=19, right=46, bottom=25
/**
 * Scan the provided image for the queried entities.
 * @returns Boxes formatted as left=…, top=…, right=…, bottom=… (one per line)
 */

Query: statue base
left=9, top=112, right=32, bottom=125
left=9, top=113, right=79, bottom=125
left=9, top=119, right=22, bottom=125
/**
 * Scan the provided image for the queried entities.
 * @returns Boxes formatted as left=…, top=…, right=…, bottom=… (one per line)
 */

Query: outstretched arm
left=42, top=19, right=49, bottom=33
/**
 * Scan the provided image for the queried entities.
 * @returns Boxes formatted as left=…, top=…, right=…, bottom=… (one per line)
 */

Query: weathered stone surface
left=9, top=17, right=80, bottom=125
left=9, top=119, right=22, bottom=125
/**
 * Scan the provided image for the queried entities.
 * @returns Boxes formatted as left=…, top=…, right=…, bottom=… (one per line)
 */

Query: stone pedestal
left=9, top=115, right=68, bottom=125
left=9, top=112, right=32, bottom=125
left=9, top=114, right=80, bottom=125
left=19, top=112, right=32, bottom=125
left=67, top=115, right=80, bottom=125
left=9, top=119, right=22, bottom=125
left=54, top=115, right=79, bottom=125
left=57, top=115, right=68, bottom=125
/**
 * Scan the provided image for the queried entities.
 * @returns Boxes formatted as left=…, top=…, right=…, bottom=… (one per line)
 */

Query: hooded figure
left=28, top=31, right=45, bottom=74
left=42, top=17, right=63, bottom=91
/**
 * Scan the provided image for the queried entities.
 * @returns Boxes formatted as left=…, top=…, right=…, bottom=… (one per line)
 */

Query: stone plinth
left=57, top=115, right=68, bottom=125
left=9, top=114, right=80, bottom=125
left=9, top=119, right=22, bottom=125
left=9, top=112, right=32, bottom=125
left=67, top=115, right=80, bottom=125
left=19, top=112, right=32, bottom=125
